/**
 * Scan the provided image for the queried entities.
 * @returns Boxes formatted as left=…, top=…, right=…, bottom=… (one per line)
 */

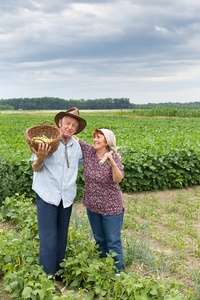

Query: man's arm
left=31, top=143, right=51, bottom=172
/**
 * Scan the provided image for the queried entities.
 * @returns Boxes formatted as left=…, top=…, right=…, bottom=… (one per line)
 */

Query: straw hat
left=54, top=107, right=87, bottom=134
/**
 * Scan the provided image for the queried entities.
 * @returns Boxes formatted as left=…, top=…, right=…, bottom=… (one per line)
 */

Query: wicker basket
left=25, top=120, right=61, bottom=154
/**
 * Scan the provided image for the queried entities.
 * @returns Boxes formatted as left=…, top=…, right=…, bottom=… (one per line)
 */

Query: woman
left=74, top=128, right=125, bottom=273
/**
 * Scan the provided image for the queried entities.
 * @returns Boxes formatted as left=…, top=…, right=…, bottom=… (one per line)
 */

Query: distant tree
left=0, top=104, right=14, bottom=110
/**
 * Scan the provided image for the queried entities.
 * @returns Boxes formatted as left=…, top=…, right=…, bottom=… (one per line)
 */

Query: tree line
left=132, top=101, right=200, bottom=110
left=0, top=97, right=200, bottom=110
left=0, top=97, right=131, bottom=110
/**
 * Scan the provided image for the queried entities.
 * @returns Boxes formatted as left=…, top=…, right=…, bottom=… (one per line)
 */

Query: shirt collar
left=61, top=137, right=74, bottom=148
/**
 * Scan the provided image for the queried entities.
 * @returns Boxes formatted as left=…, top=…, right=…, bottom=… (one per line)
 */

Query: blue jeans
left=87, top=209, right=125, bottom=271
left=36, top=194, right=72, bottom=277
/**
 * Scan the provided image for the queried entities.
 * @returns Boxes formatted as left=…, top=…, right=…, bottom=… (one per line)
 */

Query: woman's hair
left=93, top=128, right=104, bottom=137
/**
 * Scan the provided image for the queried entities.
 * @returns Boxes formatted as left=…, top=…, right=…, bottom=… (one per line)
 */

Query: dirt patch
left=0, top=221, right=15, bottom=232
left=0, top=275, right=11, bottom=300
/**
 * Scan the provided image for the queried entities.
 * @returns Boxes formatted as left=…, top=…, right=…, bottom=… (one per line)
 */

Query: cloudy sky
left=0, top=0, right=200, bottom=104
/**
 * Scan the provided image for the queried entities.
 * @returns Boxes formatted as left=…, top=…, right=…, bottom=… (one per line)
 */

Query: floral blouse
left=79, top=140, right=124, bottom=215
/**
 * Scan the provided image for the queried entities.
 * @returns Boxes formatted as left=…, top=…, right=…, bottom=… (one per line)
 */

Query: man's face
left=59, top=116, right=79, bottom=139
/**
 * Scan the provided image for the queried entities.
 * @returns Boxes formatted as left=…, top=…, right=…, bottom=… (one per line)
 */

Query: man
left=31, top=108, right=86, bottom=287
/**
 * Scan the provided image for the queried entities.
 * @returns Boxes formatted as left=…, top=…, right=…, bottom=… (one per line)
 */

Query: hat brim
left=54, top=111, right=87, bottom=134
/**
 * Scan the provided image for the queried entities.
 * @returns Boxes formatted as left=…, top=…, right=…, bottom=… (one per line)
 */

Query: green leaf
left=22, top=286, right=33, bottom=299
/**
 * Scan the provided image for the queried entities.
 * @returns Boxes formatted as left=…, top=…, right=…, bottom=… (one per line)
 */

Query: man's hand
left=31, top=142, right=51, bottom=160
left=32, top=143, right=52, bottom=172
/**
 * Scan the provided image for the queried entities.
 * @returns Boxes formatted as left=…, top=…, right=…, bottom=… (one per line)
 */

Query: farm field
left=1, top=187, right=200, bottom=299
left=1, top=110, right=200, bottom=299
left=1, top=110, right=200, bottom=159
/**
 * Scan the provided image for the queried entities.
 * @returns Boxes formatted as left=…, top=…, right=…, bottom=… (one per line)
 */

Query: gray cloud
left=0, top=0, right=200, bottom=103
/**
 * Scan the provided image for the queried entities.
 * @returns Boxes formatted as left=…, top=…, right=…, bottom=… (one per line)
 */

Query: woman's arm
left=73, top=136, right=94, bottom=155
left=105, top=153, right=123, bottom=183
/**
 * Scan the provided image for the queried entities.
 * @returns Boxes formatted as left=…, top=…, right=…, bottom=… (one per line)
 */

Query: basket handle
left=40, top=120, right=55, bottom=127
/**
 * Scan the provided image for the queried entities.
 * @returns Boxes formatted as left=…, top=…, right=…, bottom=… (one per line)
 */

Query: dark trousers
left=36, top=194, right=72, bottom=277
left=87, top=209, right=125, bottom=271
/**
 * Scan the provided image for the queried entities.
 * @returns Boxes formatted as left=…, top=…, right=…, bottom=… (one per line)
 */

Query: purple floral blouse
left=79, top=140, right=124, bottom=215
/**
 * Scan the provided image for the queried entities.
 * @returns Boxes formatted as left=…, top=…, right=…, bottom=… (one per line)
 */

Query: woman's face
left=93, top=133, right=107, bottom=150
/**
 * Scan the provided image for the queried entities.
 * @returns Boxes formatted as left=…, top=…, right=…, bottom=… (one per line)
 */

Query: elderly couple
left=31, top=107, right=125, bottom=292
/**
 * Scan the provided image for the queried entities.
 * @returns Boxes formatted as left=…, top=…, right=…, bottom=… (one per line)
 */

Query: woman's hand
left=104, top=153, right=123, bottom=183
left=104, top=152, right=115, bottom=167
left=72, top=135, right=79, bottom=141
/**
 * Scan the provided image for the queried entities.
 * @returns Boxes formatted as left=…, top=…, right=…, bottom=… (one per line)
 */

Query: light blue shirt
left=31, top=137, right=83, bottom=208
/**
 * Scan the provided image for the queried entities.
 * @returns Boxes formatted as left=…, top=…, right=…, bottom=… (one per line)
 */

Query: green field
left=1, top=111, right=200, bottom=299
left=1, top=111, right=200, bottom=198
left=1, top=111, right=200, bottom=155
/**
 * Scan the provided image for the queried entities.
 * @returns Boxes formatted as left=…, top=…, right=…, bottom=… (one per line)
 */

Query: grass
left=121, top=186, right=200, bottom=293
